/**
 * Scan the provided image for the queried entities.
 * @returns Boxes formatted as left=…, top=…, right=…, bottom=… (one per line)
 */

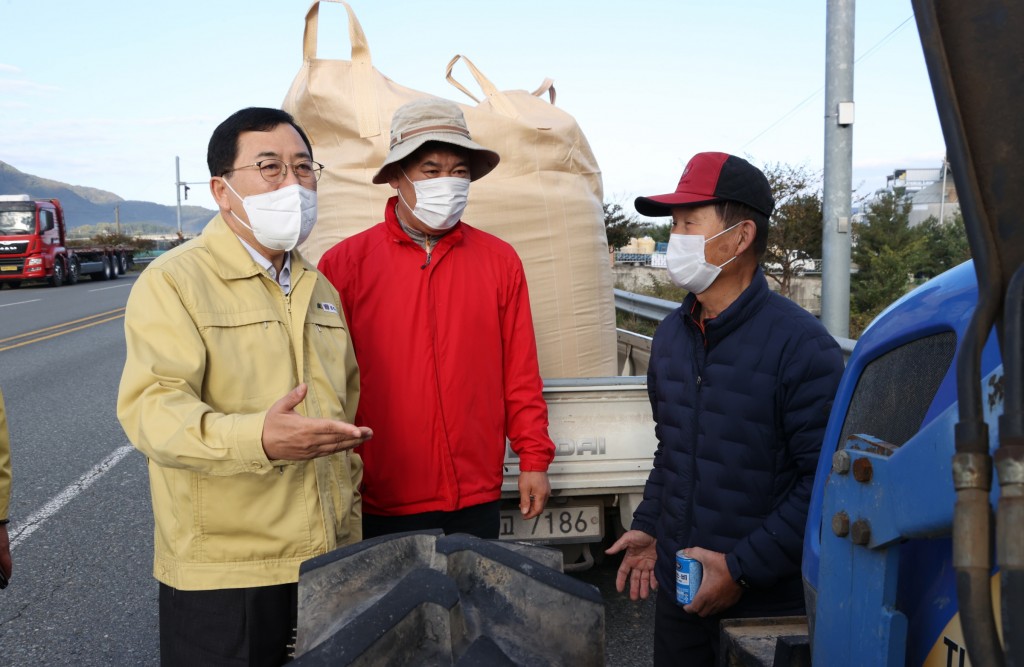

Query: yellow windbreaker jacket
left=117, top=215, right=362, bottom=590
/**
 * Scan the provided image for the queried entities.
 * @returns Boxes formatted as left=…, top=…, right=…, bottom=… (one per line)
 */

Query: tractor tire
left=292, top=532, right=604, bottom=666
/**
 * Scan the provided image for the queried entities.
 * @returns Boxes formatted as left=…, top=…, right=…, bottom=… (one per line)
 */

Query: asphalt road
left=0, top=273, right=655, bottom=666
left=0, top=274, right=158, bottom=665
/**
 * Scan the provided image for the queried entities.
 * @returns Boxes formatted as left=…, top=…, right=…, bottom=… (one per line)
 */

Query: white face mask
left=223, top=180, right=317, bottom=252
left=399, top=172, right=469, bottom=231
left=665, top=223, right=742, bottom=294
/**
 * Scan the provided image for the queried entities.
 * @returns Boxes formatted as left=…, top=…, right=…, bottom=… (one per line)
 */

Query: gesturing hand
left=606, top=530, right=658, bottom=600
left=261, top=384, right=372, bottom=461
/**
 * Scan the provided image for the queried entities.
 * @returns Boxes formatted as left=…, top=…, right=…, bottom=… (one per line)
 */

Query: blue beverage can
left=675, top=551, right=702, bottom=606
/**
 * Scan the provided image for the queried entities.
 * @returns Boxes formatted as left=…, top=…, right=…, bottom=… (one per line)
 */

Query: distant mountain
left=0, top=161, right=215, bottom=234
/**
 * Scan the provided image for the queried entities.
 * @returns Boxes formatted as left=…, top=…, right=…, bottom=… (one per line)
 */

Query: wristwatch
left=735, top=573, right=752, bottom=590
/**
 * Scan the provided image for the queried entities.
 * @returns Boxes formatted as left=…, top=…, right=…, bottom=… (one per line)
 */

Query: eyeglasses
left=223, top=159, right=325, bottom=183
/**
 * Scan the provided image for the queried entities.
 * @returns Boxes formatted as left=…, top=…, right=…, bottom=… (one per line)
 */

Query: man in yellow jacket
left=118, top=107, right=372, bottom=666
left=0, top=388, right=12, bottom=589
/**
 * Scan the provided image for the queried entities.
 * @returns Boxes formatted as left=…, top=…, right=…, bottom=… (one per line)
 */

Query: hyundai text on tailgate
left=500, top=376, right=657, bottom=570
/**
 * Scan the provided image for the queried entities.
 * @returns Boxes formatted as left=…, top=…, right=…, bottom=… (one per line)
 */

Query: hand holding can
left=675, top=551, right=703, bottom=606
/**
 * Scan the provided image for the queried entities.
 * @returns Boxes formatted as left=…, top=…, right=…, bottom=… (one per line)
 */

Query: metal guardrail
left=613, top=289, right=678, bottom=323
left=614, top=289, right=857, bottom=360
left=614, top=253, right=653, bottom=265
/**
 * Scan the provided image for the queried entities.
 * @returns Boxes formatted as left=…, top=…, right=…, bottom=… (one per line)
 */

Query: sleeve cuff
left=235, top=412, right=273, bottom=473
left=630, top=519, right=656, bottom=536
left=726, top=552, right=754, bottom=589
left=726, top=552, right=743, bottom=581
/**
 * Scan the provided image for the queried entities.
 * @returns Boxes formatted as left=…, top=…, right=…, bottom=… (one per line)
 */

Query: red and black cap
left=634, top=152, right=775, bottom=218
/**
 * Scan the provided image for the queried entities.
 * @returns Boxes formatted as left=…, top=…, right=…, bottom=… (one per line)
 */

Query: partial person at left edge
left=0, top=387, right=13, bottom=590
left=117, top=107, right=372, bottom=667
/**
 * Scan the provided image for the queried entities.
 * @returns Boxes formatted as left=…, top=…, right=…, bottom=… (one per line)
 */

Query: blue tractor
left=800, top=1, right=1024, bottom=665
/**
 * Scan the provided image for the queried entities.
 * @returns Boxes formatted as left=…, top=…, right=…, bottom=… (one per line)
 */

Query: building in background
left=885, top=160, right=959, bottom=226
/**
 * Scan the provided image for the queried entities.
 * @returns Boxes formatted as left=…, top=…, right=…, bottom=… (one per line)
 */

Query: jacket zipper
left=684, top=320, right=705, bottom=546
left=421, top=236, right=435, bottom=269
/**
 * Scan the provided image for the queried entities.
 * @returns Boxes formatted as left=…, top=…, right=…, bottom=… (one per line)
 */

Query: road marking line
left=0, top=309, right=125, bottom=352
left=0, top=299, right=41, bottom=308
left=0, top=315, right=125, bottom=352
left=88, top=282, right=135, bottom=292
left=0, top=308, right=125, bottom=343
left=9, top=445, right=136, bottom=550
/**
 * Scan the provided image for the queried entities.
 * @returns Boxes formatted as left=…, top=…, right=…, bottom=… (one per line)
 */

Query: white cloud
left=0, top=79, right=59, bottom=93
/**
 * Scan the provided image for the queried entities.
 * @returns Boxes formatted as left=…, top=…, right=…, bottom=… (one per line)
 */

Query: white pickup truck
left=499, top=332, right=657, bottom=571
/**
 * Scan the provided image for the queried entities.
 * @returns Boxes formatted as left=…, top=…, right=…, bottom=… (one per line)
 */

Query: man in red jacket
left=318, top=97, right=554, bottom=539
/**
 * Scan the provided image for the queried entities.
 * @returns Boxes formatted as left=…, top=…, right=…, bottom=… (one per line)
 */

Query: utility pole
left=115, top=204, right=121, bottom=236
left=175, top=156, right=184, bottom=240
left=175, top=157, right=203, bottom=242
left=821, top=0, right=855, bottom=338
left=938, top=156, right=948, bottom=224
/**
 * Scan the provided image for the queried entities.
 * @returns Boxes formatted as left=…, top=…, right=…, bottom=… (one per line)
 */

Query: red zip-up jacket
left=318, top=198, right=554, bottom=516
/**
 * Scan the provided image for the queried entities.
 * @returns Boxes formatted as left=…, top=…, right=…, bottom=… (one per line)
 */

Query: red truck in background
left=0, top=194, right=133, bottom=288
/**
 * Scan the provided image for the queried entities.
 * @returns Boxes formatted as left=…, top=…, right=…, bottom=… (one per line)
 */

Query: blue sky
left=0, top=1, right=942, bottom=221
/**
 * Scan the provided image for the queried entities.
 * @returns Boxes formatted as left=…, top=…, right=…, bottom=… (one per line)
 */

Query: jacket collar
left=383, top=196, right=465, bottom=249
left=682, top=267, right=771, bottom=347
left=201, top=213, right=313, bottom=282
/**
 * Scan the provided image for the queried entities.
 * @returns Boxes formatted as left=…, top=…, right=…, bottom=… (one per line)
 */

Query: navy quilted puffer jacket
left=632, top=269, right=844, bottom=614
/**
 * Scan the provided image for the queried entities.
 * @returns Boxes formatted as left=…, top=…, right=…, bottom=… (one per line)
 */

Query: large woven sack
left=282, top=0, right=616, bottom=378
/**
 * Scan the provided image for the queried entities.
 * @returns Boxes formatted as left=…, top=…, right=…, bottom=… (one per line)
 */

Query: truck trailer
left=0, top=195, right=132, bottom=287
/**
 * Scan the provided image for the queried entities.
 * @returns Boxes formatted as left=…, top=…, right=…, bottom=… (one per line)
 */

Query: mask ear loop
left=395, top=171, right=417, bottom=227
left=217, top=177, right=254, bottom=231
left=704, top=220, right=744, bottom=245
left=707, top=220, right=751, bottom=266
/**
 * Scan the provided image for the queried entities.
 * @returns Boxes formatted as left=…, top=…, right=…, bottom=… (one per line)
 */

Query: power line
left=740, top=15, right=915, bottom=150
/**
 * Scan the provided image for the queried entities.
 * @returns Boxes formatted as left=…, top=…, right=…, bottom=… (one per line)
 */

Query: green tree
left=603, top=202, right=650, bottom=251
left=648, top=222, right=671, bottom=244
left=915, top=210, right=971, bottom=279
left=850, top=190, right=922, bottom=335
left=761, top=163, right=824, bottom=297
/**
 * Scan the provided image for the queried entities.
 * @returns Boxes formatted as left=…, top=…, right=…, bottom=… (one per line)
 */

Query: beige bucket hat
left=372, top=97, right=500, bottom=184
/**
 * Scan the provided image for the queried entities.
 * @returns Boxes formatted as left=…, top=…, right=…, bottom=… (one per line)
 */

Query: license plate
left=498, top=504, right=603, bottom=543
left=0, top=266, right=16, bottom=272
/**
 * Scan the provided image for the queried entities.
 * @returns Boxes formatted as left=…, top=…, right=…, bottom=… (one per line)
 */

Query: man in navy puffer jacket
left=607, top=152, right=844, bottom=666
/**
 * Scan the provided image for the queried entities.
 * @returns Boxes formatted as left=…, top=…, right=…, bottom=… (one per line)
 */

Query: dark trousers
left=159, top=582, right=297, bottom=667
left=653, top=587, right=805, bottom=666
left=362, top=500, right=501, bottom=540
left=654, top=587, right=719, bottom=667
